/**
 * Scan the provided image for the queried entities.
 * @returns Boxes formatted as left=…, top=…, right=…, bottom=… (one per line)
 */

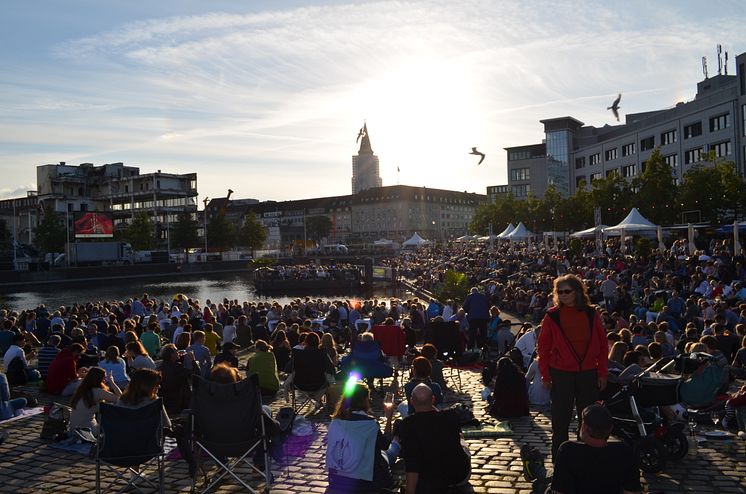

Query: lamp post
left=203, top=197, right=209, bottom=262
left=11, top=199, right=17, bottom=268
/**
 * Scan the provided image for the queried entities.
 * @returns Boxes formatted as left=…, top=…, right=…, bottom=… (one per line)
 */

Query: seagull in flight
left=607, top=93, right=622, bottom=122
left=470, top=147, right=485, bottom=165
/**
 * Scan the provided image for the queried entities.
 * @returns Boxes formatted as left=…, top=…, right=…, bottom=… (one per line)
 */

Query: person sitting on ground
left=607, top=341, right=629, bottom=372
left=270, top=330, right=292, bottom=372
left=46, top=343, right=87, bottom=396
left=247, top=340, right=280, bottom=396
left=420, top=343, right=446, bottom=390
left=213, top=341, right=240, bottom=368
left=326, top=381, right=398, bottom=492
left=99, top=346, right=130, bottom=390
left=398, top=383, right=471, bottom=494
left=126, top=341, right=157, bottom=370
left=202, top=323, right=221, bottom=356
left=69, top=367, right=122, bottom=433
left=402, top=357, right=443, bottom=416
left=0, top=371, right=27, bottom=420
left=187, top=330, right=212, bottom=378
left=525, top=355, right=550, bottom=406
left=3, top=333, right=40, bottom=385
left=158, top=344, right=199, bottom=416
left=36, top=335, right=61, bottom=380
left=551, top=403, right=642, bottom=494
left=140, top=322, right=162, bottom=359
left=489, top=356, right=529, bottom=418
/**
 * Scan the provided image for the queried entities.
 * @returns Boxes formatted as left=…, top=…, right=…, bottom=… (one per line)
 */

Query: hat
left=222, top=342, right=240, bottom=351
left=582, top=403, right=613, bottom=438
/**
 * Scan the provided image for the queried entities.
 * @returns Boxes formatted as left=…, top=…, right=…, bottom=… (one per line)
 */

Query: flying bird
left=470, top=147, right=485, bottom=165
left=607, top=93, right=622, bottom=122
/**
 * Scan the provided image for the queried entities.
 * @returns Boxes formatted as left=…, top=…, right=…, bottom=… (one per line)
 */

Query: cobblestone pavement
left=2, top=346, right=746, bottom=492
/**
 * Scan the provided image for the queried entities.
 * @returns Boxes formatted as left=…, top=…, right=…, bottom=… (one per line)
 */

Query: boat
left=252, top=266, right=363, bottom=293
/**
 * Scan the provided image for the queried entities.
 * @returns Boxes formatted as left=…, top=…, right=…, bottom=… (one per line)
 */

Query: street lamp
left=203, top=197, right=209, bottom=262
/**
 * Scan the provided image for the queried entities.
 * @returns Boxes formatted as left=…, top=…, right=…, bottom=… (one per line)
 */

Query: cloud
left=0, top=184, right=37, bottom=200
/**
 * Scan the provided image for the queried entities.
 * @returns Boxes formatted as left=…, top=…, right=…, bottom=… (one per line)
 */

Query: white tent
left=402, top=232, right=431, bottom=247
left=373, top=238, right=394, bottom=246
left=570, top=225, right=609, bottom=238
left=455, top=235, right=477, bottom=242
left=496, top=223, right=516, bottom=239
left=604, top=208, right=658, bottom=232
left=506, top=222, right=533, bottom=240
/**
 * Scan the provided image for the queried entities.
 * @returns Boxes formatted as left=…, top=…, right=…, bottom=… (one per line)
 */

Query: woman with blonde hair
left=607, top=341, right=629, bottom=371
left=321, top=333, right=339, bottom=366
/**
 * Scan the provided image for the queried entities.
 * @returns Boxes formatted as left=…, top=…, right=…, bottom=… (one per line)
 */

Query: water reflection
left=0, top=272, right=404, bottom=311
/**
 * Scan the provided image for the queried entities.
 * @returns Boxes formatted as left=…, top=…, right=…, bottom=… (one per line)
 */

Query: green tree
left=678, top=153, right=744, bottom=223
left=206, top=214, right=236, bottom=251
left=34, top=206, right=66, bottom=253
left=632, top=148, right=678, bottom=224
left=306, top=215, right=332, bottom=242
left=434, top=270, right=470, bottom=302
left=237, top=212, right=267, bottom=256
left=124, top=212, right=155, bottom=250
left=589, top=172, right=633, bottom=225
left=171, top=212, right=199, bottom=254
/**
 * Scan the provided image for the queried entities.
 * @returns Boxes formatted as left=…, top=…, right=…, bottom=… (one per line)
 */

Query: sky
left=1, top=0, right=745, bottom=205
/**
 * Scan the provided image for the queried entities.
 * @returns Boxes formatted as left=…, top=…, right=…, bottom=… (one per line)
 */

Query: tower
left=351, top=123, right=382, bottom=194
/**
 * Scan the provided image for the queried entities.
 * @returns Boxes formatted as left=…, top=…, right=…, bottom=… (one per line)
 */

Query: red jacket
left=538, top=306, right=608, bottom=382
left=46, top=348, right=78, bottom=395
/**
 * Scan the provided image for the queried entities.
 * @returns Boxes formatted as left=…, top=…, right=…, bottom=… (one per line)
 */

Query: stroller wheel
left=663, top=430, right=688, bottom=460
left=635, top=437, right=668, bottom=473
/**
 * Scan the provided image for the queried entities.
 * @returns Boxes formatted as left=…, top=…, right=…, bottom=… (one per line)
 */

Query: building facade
left=499, top=51, right=746, bottom=199
left=351, top=123, right=382, bottom=194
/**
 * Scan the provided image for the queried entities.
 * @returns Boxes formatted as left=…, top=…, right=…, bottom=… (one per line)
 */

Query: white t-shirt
left=3, top=345, right=27, bottom=369
left=222, top=325, right=237, bottom=343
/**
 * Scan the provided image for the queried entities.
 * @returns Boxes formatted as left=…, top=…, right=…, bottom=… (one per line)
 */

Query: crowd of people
left=0, top=233, right=745, bottom=492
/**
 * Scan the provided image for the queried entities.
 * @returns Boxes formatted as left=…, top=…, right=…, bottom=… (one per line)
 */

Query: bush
left=435, top=270, right=470, bottom=302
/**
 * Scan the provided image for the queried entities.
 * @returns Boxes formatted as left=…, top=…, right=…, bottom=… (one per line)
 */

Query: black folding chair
left=95, top=399, right=165, bottom=494
left=189, top=374, right=271, bottom=494
left=289, top=348, right=329, bottom=415
left=425, top=321, right=464, bottom=391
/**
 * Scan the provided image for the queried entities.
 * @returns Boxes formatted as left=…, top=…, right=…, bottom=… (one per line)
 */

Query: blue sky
left=1, top=0, right=745, bottom=203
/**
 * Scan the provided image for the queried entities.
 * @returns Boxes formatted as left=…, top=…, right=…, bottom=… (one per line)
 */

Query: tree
left=206, top=214, right=236, bottom=251
left=306, top=215, right=332, bottom=243
left=237, top=212, right=267, bottom=256
left=678, top=153, right=745, bottom=223
left=589, top=172, right=633, bottom=226
left=171, top=212, right=199, bottom=254
left=434, top=270, right=470, bottom=302
left=124, top=212, right=155, bottom=250
left=34, top=206, right=66, bottom=253
left=632, top=148, right=678, bottom=225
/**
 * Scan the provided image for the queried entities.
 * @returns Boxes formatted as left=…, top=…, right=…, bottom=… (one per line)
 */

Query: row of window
left=508, top=150, right=544, bottom=161
left=510, top=168, right=530, bottom=181
left=576, top=140, right=731, bottom=171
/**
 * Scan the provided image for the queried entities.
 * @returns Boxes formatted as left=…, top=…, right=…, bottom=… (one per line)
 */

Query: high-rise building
left=351, top=123, right=382, bottom=194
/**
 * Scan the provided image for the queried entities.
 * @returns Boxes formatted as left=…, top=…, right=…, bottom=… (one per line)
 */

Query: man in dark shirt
left=551, top=403, right=642, bottom=494
left=399, top=383, right=470, bottom=494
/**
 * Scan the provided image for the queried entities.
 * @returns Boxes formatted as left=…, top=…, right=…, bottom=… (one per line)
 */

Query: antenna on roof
left=702, top=56, right=708, bottom=79
left=724, top=51, right=729, bottom=75
left=717, top=44, right=722, bottom=75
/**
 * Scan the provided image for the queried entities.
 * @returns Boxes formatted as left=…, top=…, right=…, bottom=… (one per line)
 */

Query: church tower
left=351, top=123, right=382, bottom=194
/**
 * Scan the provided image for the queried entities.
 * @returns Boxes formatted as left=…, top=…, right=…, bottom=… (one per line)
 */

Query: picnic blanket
left=0, top=406, right=44, bottom=424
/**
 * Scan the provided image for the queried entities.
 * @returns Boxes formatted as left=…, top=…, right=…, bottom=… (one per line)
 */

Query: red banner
left=74, top=212, right=114, bottom=238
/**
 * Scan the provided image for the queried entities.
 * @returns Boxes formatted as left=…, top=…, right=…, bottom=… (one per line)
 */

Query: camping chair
left=425, top=321, right=464, bottom=392
left=371, top=324, right=408, bottom=388
left=94, top=399, right=166, bottom=494
left=289, top=348, right=329, bottom=415
left=189, top=374, right=271, bottom=494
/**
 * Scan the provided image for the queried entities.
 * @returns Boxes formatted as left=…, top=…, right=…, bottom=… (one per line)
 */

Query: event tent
left=603, top=208, right=658, bottom=232
left=506, top=222, right=533, bottom=240
left=402, top=232, right=431, bottom=247
left=496, top=223, right=516, bottom=239
left=373, top=238, right=394, bottom=246
left=570, top=225, right=609, bottom=238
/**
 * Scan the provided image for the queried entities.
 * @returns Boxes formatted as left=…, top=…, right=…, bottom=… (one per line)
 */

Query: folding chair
left=189, top=374, right=271, bottom=494
left=425, top=321, right=464, bottom=392
left=371, top=324, right=408, bottom=388
left=289, top=348, right=329, bottom=415
left=95, top=399, right=165, bottom=494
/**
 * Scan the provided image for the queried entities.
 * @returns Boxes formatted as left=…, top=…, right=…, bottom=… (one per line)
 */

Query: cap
left=582, top=403, right=613, bottom=437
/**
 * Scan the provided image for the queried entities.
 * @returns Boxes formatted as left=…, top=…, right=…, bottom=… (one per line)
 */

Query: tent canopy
left=506, top=222, right=533, bottom=239
left=402, top=232, right=430, bottom=246
left=570, top=225, right=609, bottom=238
left=496, top=223, right=516, bottom=238
left=373, top=238, right=394, bottom=246
left=455, top=235, right=477, bottom=242
left=604, top=208, right=658, bottom=232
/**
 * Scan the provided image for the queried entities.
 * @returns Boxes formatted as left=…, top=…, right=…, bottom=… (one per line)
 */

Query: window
left=709, top=113, right=730, bottom=132
left=683, top=121, right=702, bottom=139
left=508, top=150, right=530, bottom=160
left=710, top=141, right=731, bottom=158
left=640, top=136, right=655, bottom=151
left=605, top=168, right=618, bottom=178
left=661, top=129, right=677, bottom=145
left=622, top=143, right=635, bottom=156
left=684, top=147, right=704, bottom=164
left=590, top=172, right=602, bottom=183
left=511, top=184, right=530, bottom=197
left=663, top=154, right=678, bottom=168
left=589, top=153, right=601, bottom=165
left=510, top=168, right=530, bottom=181
left=575, top=157, right=586, bottom=169
left=605, top=148, right=618, bottom=161
left=621, top=164, right=636, bottom=178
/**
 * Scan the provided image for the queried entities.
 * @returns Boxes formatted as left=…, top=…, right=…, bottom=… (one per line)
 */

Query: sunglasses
left=557, top=289, right=574, bottom=295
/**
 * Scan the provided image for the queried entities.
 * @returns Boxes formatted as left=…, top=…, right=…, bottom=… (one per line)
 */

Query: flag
left=356, top=127, right=365, bottom=143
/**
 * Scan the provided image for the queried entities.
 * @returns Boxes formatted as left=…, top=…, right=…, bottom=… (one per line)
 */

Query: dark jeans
left=549, top=367, right=599, bottom=461
left=468, top=319, right=488, bottom=349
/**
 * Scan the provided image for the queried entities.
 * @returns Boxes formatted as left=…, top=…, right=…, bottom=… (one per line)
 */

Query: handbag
left=40, top=402, right=71, bottom=440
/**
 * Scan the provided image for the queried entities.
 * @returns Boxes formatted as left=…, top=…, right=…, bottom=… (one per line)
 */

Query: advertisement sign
left=74, top=212, right=114, bottom=238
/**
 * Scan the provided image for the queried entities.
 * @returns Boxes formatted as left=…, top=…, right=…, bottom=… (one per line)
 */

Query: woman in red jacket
left=538, top=274, right=608, bottom=461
